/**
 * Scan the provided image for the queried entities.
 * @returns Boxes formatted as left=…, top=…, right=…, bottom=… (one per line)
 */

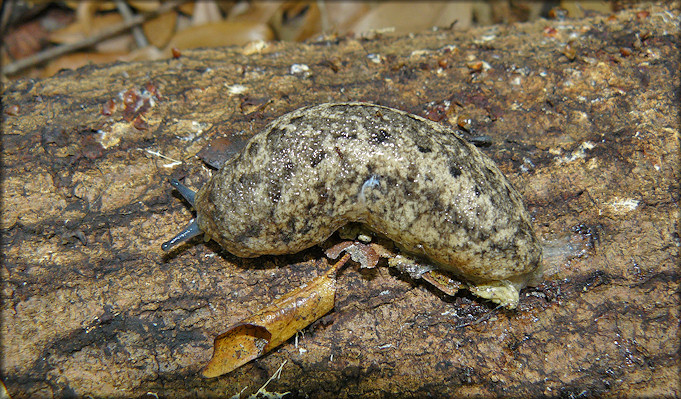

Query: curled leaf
left=202, top=254, right=350, bottom=378
left=379, top=247, right=462, bottom=297
left=422, top=270, right=462, bottom=296
left=325, top=241, right=379, bottom=269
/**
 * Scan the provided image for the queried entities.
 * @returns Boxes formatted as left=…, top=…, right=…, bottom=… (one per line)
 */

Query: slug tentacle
left=162, top=218, right=202, bottom=251
left=170, top=178, right=196, bottom=206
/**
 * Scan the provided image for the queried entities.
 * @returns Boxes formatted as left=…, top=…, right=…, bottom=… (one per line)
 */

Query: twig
left=143, top=149, right=183, bottom=168
left=0, top=0, right=15, bottom=34
left=2, top=0, right=187, bottom=76
left=255, top=360, right=288, bottom=396
left=115, top=0, right=149, bottom=48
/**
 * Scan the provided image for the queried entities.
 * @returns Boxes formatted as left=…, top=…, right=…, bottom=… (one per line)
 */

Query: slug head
left=162, top=179, right=204, bottom=251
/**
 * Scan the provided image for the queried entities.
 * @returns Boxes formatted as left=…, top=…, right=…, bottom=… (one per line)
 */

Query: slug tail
left=162, top=219, right=202, bottom=251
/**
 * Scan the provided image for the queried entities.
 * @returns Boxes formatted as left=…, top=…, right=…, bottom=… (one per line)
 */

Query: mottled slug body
left=166, top=103, right=542, bottom=308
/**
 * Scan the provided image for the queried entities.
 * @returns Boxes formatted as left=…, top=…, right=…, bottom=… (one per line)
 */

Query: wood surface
left=2, top=2, right=679, bottom=397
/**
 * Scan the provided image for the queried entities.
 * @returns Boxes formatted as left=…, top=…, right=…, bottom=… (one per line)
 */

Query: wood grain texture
left=2, top=2, right=678, bottom=397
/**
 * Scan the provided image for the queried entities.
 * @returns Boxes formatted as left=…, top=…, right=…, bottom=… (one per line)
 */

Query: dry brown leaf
left=63, top=1, right=116, bottom=11
left=201, top=253, right=351, bottom=378
left=328, top=239, right=463, bottom=298
left=215, top=1, right=238, bottom=17
left=225, top=1, right=282, bottom=24
left=166, top=20, right=274, bottom=51
left=63, top=1, right=116, bottom=18
left=322, top=2, right=372, bottom=34
left=127, top=0, right=163, bottom=13
left=76, top=1, right=115, bottom=35
left=49, top=12, right=124, bottom=44
left=177, top=1, right=196, bottom=16
left=197, top=136, right=250, bottom=169
left=560, top=0, right=613, bottom=19
left=1, top=19, right=49, bottom=61
left=347, top=1, right=475, bottom=34
left=269, top=1, right=322, bottom=41
left=95, top=34, right=133, bottom=53
left=119, top=45, right=165, bottom=62
left=142, top=10, right=178, bottom=48
left=191, top=1, right=224, bottom=25
left=421, top=270, right=463, bottom=296
left=41, top=51, right=129, bottom=78
left=325, top=241, right=379, bottom=269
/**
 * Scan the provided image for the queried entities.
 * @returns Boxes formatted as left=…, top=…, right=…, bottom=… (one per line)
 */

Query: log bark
left=2, top=2, right=679, bottom=397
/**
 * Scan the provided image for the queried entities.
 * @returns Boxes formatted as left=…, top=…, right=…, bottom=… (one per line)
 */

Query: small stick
left=114, top=0, right=149, bottom=48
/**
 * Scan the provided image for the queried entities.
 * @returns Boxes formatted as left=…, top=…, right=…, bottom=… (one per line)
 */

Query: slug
left=163, top=102, right=542, bottom=308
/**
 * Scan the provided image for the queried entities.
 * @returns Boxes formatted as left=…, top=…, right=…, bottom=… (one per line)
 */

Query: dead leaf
left=269, top=1, right=321, bottom=41
left=318, top=2, right=373, bottom=35
left=41, top=51, right=129, bottom=78
left=347, top=2, right=474, bottom=34
left=119, top=45, right=164, bottom=62
left=191, top=1, right=224, bottom=25
left=166, top=20, right=274, bottom=52
left=49, top=12, right=124, bottom=44
left=338, top=239, right=463, bottom=298
left=95, top=34, right=133, bottom=53
left=2, top=19, right=50, bottom=61
left=197, top=136, right=250, bottom=169
left=177, top=2, right=196, bottom=16
left=128, top=0, right=163, bottom=13
left=422, top=269, right=462, bottom=296
left=142, top=10, right=178, bottom=48
left=226, top=1, right=283, bottom=24
left=201, top=253, right=351, bottom=378
left=325, top=241, right=379, bottom=269
left=64, top=1, right=116, bottom=14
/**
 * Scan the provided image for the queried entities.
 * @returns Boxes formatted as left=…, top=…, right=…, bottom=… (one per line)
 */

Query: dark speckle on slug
left=164, top=102, right=542, bottom=308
